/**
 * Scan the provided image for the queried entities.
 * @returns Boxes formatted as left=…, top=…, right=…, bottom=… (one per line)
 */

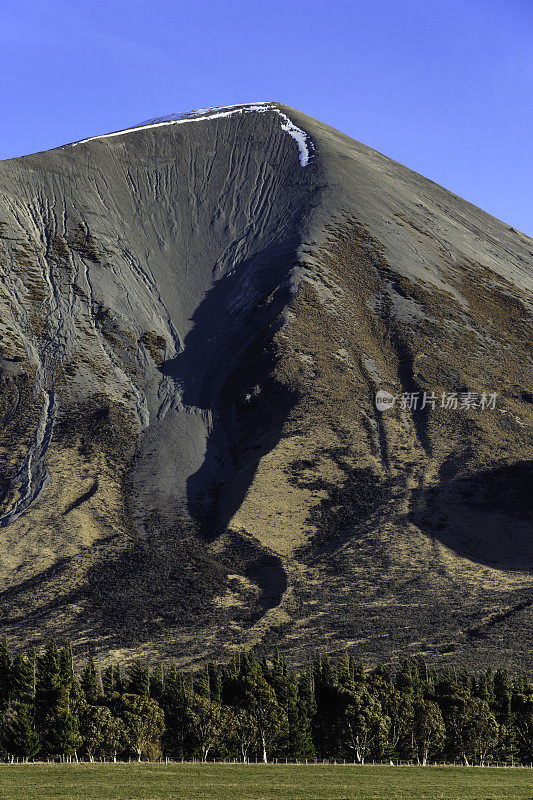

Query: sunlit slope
left=0, top=103, right=531, bottom=667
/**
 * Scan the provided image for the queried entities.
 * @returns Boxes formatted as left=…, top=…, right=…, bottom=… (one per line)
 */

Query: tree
left=5, top=705, right=40, bottom=761
left=244, top=670, right=288, bottom=763
left=384, top=688, right=414, bottom=760
left=411, top=700, right=445, bottom=765
left=102, top=714, right=127, bottom=762
left=127, top=660, right=149, bottom=697
left=118, top=694, right=165, bottom=761
left=78, top=704, right=119, bottom=762
left=188, top=695, right=231, bottom=761
left=102, top=664, right=117, bottom=698
left=81, top=657, right=99, bottom=705
left=286, top=677, right=315, bottom=760
left=463, top=698, right=498, bottom=765
left=195, top=666, right=211, bottom=700
left=161, top=665, right=190, bottom=757
left=0, top=638, right=11, bottom=711
left=36, top=639, right=63, bottom=720
left=447, top=696, right=498, bottom=765
left=513, top=689, right=533, bottom=763
left=494, top=670, right=513, bottom=723
left=343, top=688, right=389, bottom=764
left=231, top=709, right=258, bottom=763
left=11, top=655, right=34, bottom=707
left=47, top=710, right=82, bottom=760
left=59, top=643, right=74, bottom=699
left=149, top=665, right=164, bottom=704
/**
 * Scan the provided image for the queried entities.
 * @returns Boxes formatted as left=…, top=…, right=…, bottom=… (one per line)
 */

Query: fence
left=3, top=757, right=533, bottom=768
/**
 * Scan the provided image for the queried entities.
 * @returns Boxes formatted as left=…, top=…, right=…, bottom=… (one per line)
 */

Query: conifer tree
left=127, top=659, right=149, bottom=697
left=149, top=664, right=164, bottom=704
left=286, top=677, right=315, bottom=759
left=0, top=638, right=11, bottom=711
left=102, top=665, right=116, bottom=698
left=11, top=656, right=34, bottom=706
left=81, top=657, right=99, bottom=705
left=162, top=664, right=189, bottom=757
left=6, top=704, right=40, bottom=761
left=195, top=665, right=210, bottom=700
left=36, top=639, right=63, bottom=719
left=48, top=709, right=82, bottom=760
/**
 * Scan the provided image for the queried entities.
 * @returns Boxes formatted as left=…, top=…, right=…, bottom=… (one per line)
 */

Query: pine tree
left=48, top=710, right=82, bottom=760
left=149, top=664, right=164, bottom=704
left=102, top=665, right=116, bottom=698
left=286, top=677, right=315, bottom=759
left=81, top=657, right=99, bottom=705
left=494, top=669, right=513, bottom=724
left=11, top=655, right=34, bottom=706
left=115, top=665, right=124, bottom=694
left=195, top=665, right=210, bottom=700
left=162, top=665, right=190, bottom=757
left=59, top=644, right=74, bottom=690
left=0, top=637, right=11, bottom=711
left=6, top=704, right=40, bottom=761
left=127, top=659, right=149, bottom=697
left=36, top=639, right=63, bottom=719
left=208, top=663, right=222, bottom=704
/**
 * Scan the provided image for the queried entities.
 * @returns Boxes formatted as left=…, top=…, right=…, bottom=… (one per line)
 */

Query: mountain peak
left=68, top=101, right=314, bottom=166
left=0, top=102, right=531, bottom=669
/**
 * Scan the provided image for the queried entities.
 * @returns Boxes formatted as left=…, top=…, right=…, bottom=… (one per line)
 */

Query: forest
left=0, top=639, right=531, bottom=765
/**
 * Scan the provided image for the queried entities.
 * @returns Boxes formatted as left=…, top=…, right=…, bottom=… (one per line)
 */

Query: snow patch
left=70, top=103, right=314, bottom=167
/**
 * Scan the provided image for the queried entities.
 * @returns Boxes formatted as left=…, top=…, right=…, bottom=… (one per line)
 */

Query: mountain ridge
left=0, top=104, right=531, bottom=669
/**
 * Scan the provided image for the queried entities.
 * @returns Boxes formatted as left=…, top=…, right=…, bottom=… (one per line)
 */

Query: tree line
left=0, top=638, right=531, bottom=765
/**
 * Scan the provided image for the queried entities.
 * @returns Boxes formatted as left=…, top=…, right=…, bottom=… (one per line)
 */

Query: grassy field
left=0, top=763, right=531, bottom=800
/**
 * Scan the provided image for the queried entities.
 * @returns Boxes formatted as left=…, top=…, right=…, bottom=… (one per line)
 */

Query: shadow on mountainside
left=412, top=460, right=533, bottom=571
left=162, top=236, right=301, bottom=539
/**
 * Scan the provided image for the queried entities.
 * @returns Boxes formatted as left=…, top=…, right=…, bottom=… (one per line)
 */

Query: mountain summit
left=0, top=103, right=531, bottom=668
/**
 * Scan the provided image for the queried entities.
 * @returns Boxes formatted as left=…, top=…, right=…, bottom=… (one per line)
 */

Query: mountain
left=0, top=102, right=531, bottom=669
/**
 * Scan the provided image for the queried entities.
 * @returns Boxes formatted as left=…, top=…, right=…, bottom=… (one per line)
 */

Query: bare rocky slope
left=0, top=102, right=531, bottom=670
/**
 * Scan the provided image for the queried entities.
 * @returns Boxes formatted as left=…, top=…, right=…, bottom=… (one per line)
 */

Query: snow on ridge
left=277, top=111, right=315, bottom=167
left=69, top=103, right=314, bottom=167
left=140, top=102, right=272, bottom=125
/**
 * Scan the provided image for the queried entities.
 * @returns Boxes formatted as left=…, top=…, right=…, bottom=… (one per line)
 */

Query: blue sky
left=1, top=0, right=531, bottom=234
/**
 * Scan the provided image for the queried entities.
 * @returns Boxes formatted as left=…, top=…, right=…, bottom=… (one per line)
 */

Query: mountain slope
left=0, top=103, right=531, bottom=669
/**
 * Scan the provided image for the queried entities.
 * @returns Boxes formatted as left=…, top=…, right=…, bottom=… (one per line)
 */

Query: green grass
left=0, top=764, right=531, bottom=800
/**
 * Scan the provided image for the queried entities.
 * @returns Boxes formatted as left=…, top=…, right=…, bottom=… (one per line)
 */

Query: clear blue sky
left=1, top=0, right=531, bottom=234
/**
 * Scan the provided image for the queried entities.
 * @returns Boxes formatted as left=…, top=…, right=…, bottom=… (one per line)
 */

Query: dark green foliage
left=11, top=654, right=34, bottom=706
left=81, top=657, right=99, bottom=705
left=46, top=710, right=81, bottom=757
left=4, top=705, right=40, bottom=759
left=127, top=660, right=149, bottom=697
left=0, top=639, right=530, bottom=763
left=0, top=638, right=11, bottom=711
